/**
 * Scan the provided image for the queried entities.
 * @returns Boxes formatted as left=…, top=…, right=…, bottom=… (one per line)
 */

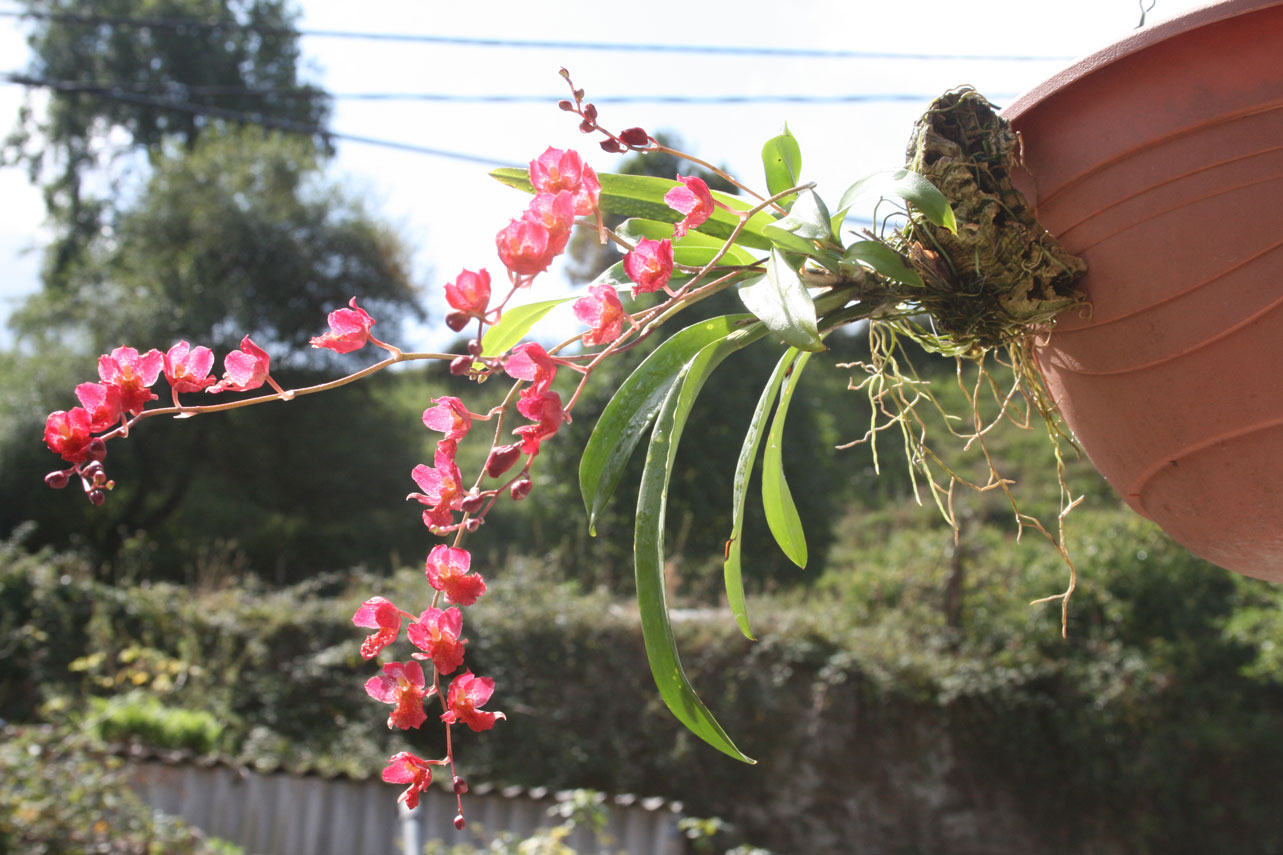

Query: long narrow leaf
left=762, top=350, right=814, bottom=567
left=635, top=329, right=762, bottom=763
left=724, top=348, right=796, bottom=639
left=480, top=298, right=571, bottom=358
left=491, top=168, right=782, bottom=251
left=617, top=218, right=759, bottom=267
left=579, top=315, right=753, bottom=534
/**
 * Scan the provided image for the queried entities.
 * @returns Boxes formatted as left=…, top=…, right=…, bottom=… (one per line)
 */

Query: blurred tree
left=10, top=127, right=419, bottom=359
left=0, top=0, right=429, bottom=580
left=5, top=0, right=331, bottom=289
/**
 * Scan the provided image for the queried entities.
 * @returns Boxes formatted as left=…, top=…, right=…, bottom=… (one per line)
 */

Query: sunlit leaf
left=767, top=189, right=831, bottom=241
left=761, top=126, right=801, bottom=203
left=724, top=349, right=795, bottom=639
left=837, top=169, right=957, bottom=234
left=579, top=315, right=754, bottom=534
left=738, top=250, right=823, bottom=352
left=480, top=298, right=571, bottom=359
left=617, top=219, right=759, bottom=267
left=842, top=240, right=924, bottom=286
left=762, top=350, right=813, bottom=567
left=635, top=329, right=763, bottom=763
left=491, top=168, right=781, bottom=251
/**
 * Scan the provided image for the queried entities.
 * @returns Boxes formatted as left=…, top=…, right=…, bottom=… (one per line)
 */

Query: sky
left=0, top=0, right=1214, bottom=351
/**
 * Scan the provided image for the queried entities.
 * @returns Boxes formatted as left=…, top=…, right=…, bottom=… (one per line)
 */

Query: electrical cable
left=0, top=7, right=1071, bottom=62
left=6, top=77, right=520, bottom=166
left=1, top=74, right=1013, bottom=105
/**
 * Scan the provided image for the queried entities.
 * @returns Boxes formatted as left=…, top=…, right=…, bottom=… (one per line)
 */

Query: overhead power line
left=1, top=74, right=1011, bottom=105
left=2, top=73, right=518, bottom=167
left=0, top=8, right=1071, bottom=62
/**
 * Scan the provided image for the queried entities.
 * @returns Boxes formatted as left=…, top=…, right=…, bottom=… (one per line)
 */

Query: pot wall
left=1003, top=0, right=1283, bottom=579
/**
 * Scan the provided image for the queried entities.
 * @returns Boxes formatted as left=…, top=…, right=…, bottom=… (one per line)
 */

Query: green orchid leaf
left=724, top=348, right=795, bottom=639
left=762, top=349, right=814, bottom=567
left=762, top=227, right=820, bottom=256
left=480, top=298, right=571, bottom=359
left=589, top=260, right=630, bottom=290
left=837, top=169, right=957, bottom=234
left=766, top=189, right=832, bottom=240
left=636, top=329, right=763, bottom=763
left=617, top=218, right=759, bottom=267
left=738, top=250, right=824, bottom=352
left=842, top=240, right=924, bottom=286
left=761, top=126, right=802, bottom=203
left=491, top=168, right=780, bottom=251
left=580, top=315, right=755, bottom=535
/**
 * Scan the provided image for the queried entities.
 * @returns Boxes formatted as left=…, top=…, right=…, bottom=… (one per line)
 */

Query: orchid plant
left=39, top=76, right=1086, bottom=822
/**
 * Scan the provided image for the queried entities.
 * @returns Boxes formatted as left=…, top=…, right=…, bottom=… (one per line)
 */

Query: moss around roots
left=899, top=88, right=1087, bottom=350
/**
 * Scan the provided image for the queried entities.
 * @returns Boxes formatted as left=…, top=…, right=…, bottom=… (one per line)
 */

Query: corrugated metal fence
left=127, top=758, right=683, bottom=855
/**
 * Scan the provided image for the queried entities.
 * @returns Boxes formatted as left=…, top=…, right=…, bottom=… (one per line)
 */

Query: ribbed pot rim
left=1003, top=0, right=1283, bottom=121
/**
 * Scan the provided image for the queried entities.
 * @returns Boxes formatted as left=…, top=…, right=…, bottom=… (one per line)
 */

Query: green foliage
left=89, top=692, right=223, bottom=753
left=1, top=366, right=430, bottom=584
left=11, top=127, right=420, bottom=357
left=0, top=724, right=240, bottom=855
left=8, top=515, right=1283, bottom=853
left=7, top=0, right=329, bottom=290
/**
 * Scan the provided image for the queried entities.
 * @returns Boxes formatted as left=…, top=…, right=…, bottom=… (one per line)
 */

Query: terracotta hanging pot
left=1002, top=0, right=1283, bottom=580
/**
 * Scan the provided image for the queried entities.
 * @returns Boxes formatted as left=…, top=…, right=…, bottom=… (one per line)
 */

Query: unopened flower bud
left=87, top=489, right=106, bottom=506
left=86, top=437, right=107, bottom=462
left=453, top=776, right=468, bottom=795
left=44, top=470, right=70, bottom=490
left=600, top=139, right=623, bottom=154
left=445, top=311, right=470, bottom=333
left=81, top=461, right=104, bottom=480
left=510, top=478, right=532, bottom=501
left=464, top=517, right=482, bottom=532
left=579, top=120, right=594, bottom=134
left=460, top=492, right=485, bottom=515
left=582, top=103, right=597, bottom=122
left=449, top=356, right=472, bottom=376
left=619, top=127, right=650, bottom=147
left=485, top=444, right=522, bottom=478
left=453, top=814, right=467, bottom=831
left=557, top=99, right=574, bottom=112
left=467, top=339, right=483, bottom=358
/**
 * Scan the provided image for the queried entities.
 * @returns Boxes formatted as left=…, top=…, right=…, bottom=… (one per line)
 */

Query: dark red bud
left=510, top=478, right=532, bottom=501
left=573, top=88, right=584, bottom=101
left=579, top=120, right=594, bottom=134
left=619, top=127, right=650, bottom=147
left=449, top=356, right=472, bottom=376
left=44, top=470, right=70, bottom=490
left=582, top=103, right=597, bottom=121
left=81, top=461, right=103, bottom=480
left=557, top=99, right=574, bottom=112
left=464, top=517, right=482, bottom=532
left=445, top=311, right=470, bottom=333
left=453, top=776, right=468, bottom=795
left=466, top=339, right=483, bottom=357
left=600, top=139, right=623, bottom=154
left=453, top=814, right=467, bottom=831
left=484, top=444, right=522, bottom=478
left=87, top=489, right=106, bottom=506
left=86, top=437, right=107, bottom=462
left=460, top=492, right=485, bottom=515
